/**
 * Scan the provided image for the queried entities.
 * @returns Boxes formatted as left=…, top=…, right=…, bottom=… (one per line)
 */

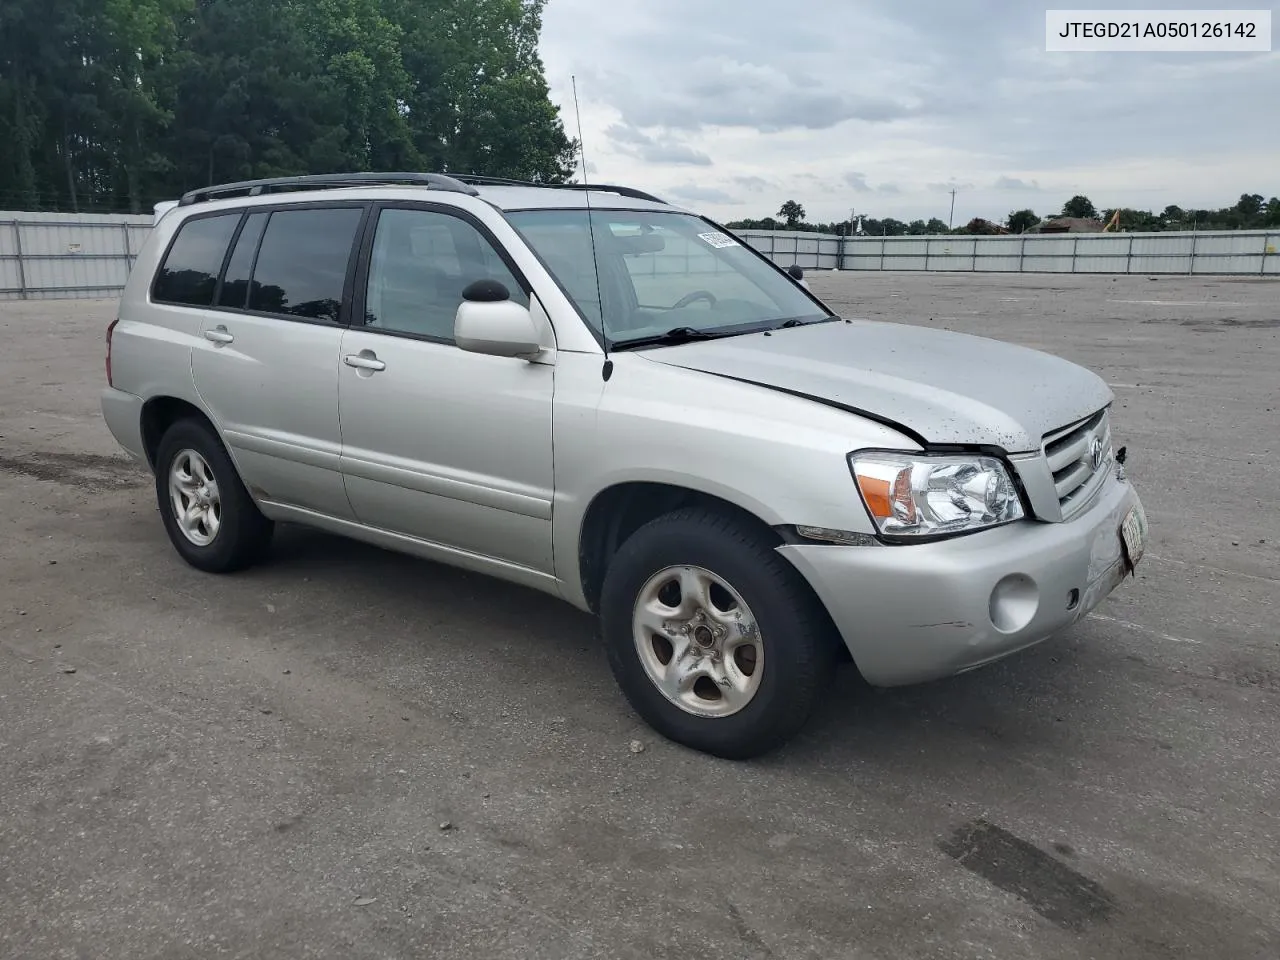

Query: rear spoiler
left=153, top=200, right=179, bottom=224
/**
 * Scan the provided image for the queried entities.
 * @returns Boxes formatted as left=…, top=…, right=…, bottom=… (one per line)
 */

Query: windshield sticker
left=697, top=231, right=740, bottom=249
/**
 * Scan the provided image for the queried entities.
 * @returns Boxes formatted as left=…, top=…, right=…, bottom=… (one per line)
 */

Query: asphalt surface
left=1, top=272, right=1277, bottom=959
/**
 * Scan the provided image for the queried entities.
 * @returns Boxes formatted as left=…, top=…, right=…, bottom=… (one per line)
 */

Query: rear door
left=189, top=202, right=368, bottom=518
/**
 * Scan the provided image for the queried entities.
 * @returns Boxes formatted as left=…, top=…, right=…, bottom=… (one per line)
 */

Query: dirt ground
left=1, top=271, right=1277, bottom=959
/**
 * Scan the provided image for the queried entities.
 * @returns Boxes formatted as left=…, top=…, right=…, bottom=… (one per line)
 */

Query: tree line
left=729, top=193, right=1280, bottom=236
left=0, top=0, right=577, bottom=214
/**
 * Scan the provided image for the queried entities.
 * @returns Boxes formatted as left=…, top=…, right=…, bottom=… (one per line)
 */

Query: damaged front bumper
left=779, top=473, right=1145, bottom=686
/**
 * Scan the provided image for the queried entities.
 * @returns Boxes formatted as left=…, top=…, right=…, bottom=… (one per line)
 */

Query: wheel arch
left=140, top=396, right=222, bottom=471
left=576, top=480, right=785, bottom=616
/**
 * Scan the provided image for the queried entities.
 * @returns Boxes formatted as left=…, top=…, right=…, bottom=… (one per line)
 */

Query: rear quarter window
left=152, top=213, right=241, bottom=306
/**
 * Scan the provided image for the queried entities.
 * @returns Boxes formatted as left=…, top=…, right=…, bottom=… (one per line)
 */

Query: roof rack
left=450, top=174, right=668, bottom=206
left=177, top=172, right=479, bottom=206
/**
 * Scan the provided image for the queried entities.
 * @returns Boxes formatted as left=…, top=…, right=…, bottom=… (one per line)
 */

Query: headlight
left=849, top=452, right=1024, bottom=539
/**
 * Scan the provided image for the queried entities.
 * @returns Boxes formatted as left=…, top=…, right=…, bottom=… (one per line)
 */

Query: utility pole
left=948, top=188, right=957, bottom=230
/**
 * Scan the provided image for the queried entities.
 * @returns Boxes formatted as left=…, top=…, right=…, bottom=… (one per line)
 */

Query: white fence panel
left=1075, top=256, right=1136, bottom=273
left=3, top=213, right=1278, bottom=300
left=1023, top=256, right=1076, bottom=272
left=738, top=227, right=1277, bottom=277
left=976, top=256, right=1023, bottom=272
left=1, top=211, right=153, bottom=300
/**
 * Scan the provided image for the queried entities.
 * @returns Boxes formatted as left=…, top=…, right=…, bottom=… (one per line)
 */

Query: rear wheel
left=600, top=508, right=836, bottom=759
left=155, top=418, right=273, bottom=573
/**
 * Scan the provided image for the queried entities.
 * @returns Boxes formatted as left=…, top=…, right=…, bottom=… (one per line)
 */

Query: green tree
left=925, top=218, right=949, bottom=234
left=1006, top=209, right=1040, bottom=233
left=1061, top=195, right=1098, bottom=219
left=1235, top=193, right=1265, bottom=218
left=0, top=0, right=576, bottom=211
left=777, top=199, right=805, bottom=227
left=392, top=0, right=576, bottom=181
left=98, top=0, right=191, bottom=211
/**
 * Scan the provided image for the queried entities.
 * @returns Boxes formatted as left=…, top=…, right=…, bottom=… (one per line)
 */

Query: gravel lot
left=2, top=271, right=1277, bottom=959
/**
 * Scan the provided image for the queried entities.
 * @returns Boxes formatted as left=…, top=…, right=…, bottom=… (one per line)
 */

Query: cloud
left=599, top=57, right=918, bottom=133
left=993, top=176, right=1043, bottom=191
left=604, top=123, right=713, bottom=166
left=539, top=0, right=1278, bottom=224
left=665, top=184, right=740, bottom=205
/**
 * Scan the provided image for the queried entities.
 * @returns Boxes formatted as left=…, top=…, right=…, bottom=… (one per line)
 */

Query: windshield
left=505, top=209, right=830, bottom=346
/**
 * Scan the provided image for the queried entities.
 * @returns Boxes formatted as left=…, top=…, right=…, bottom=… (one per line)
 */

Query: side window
left=247, top=207, right=364, bottom=322
left=363, top=208, right=528, bottom=341
left=153, top=213, right=240, bottom=306
left=216, top=212, right=268, bottom=308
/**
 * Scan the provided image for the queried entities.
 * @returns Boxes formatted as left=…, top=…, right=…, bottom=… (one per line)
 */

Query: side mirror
left=455, top=281, right=541, bottom=358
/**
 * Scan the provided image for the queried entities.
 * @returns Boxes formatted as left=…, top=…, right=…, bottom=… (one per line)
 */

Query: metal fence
left=0, top=211, right=153, bottom=301
left=4, top=211, right=1278, bottom=301
left=737, top=228, right=1280, bottom=276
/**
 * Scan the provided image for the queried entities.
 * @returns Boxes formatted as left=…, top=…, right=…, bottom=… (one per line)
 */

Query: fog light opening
left=1066, top=588, right=1080, bottom=611
left=989, top=574, right=1039, bottom=634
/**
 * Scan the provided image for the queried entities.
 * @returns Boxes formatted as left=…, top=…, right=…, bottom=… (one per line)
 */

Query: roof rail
left=177, top=172, right=479, bottom=206
left=450, top=174, right=668, bottom=206
left=560, top=183, right=669, bottom=205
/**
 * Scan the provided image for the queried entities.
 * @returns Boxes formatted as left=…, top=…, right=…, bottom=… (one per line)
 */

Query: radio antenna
left=571, top=75, right=610, bottom=373
left=571, top=75, right=590, bottom=186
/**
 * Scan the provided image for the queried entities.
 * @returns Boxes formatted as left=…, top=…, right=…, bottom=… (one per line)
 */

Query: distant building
left=1032, top=217, right=1106, bottom=234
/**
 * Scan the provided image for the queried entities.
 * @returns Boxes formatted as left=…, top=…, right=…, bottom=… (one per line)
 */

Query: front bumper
left=779, top=475, right=1143, bottom=686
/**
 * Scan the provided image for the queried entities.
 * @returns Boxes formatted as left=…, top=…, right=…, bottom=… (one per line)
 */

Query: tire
left=154, top=417, right=274, bottom=573
left=600, top=508, right=837, bottom=760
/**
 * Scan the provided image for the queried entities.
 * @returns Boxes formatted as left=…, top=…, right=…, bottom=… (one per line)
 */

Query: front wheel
left=600, top=509, right=837, bottom=759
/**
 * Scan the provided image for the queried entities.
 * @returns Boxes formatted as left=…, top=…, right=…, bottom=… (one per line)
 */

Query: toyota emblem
left=1090, top=436, right=1105, bottom=470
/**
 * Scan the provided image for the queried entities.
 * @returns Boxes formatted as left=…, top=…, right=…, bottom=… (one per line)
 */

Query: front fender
left=549, top=353, right=919, bottom=609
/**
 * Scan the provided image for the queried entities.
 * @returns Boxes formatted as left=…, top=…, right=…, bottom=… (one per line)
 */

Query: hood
left=647, top=319, right=1113, bottom=452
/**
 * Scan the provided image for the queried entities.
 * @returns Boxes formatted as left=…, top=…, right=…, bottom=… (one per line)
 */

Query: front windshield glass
left=505, top=209, right=829, bottom=345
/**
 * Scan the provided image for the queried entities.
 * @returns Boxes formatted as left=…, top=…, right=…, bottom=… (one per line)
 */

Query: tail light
left=106, top=317, right=120, bottom=387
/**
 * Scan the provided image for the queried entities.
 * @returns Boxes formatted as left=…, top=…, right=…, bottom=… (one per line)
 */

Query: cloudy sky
left=539, top=0, right=1279, bottom=225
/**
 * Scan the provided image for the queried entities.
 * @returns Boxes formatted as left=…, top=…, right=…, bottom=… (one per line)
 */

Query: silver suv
left=101, top=172, right=1148, bottom=759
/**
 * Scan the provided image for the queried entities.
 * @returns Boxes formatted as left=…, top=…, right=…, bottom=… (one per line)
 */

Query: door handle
left=204, top=325, right=234, bottom=345
left=343, top=352, right=386, bottom=372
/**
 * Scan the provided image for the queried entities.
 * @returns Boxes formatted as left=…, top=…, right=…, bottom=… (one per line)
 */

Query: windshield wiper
left=773, top=315, right=837, bottom=329
left=609, top=326, right=739, bottom=351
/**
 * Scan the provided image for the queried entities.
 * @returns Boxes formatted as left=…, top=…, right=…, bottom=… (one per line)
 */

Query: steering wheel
left=670, top=290, right=717, bottom=309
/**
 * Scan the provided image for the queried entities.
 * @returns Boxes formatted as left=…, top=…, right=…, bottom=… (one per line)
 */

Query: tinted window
left=248, top=207, right=364, bottom=322
left=363, top=208, right=527, bottom=341
left=153, top=213, right=240, bottom=306
left=216, top=212, right=268, bottom=308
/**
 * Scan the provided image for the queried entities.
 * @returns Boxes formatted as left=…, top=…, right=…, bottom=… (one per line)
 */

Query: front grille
left=1043, top=408, right=1112, bottom=517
